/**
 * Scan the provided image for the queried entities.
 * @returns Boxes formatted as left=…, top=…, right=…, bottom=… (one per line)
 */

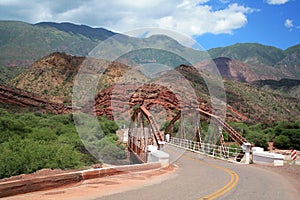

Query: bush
left=274, top=121, right=300, bottom=150
left=0, top=110, right=98, bottom=179
left=99, top=117, right=119, bottom=135
left=246, top=131, right=268, bottom=150
left=0, top=138, right=84, bottom=179
left=274, top=135, right=291, bottom=149
left=160, top=121, right=170, bottom=131
left=97, top=138, right=126, bottom=164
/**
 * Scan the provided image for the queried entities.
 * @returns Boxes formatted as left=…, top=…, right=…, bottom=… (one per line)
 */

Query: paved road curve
left=6, top=145, right=298, bottom=200
left=96, top=145, right=299, bottom=200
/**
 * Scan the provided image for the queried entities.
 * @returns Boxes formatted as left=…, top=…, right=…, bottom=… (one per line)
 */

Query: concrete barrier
left=150, top=150, right=170, bottom=167
left=253, top=150, right=284, bottom=166
left=0, top=162, right=162, bottom=198
left=0, top=172, right=82, bottom=198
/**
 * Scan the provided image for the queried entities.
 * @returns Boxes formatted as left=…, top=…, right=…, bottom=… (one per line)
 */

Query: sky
left=0, top=0, right=299, bottom=50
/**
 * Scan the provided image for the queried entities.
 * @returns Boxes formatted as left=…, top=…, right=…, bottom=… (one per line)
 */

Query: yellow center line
left=166, top=147, right=239, bottom=200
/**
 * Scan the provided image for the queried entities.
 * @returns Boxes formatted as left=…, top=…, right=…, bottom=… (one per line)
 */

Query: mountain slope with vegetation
left=35, top=22, right=116, bottom=41
left=1, top=20, right=299, bottom=82
left=0, top=21, right=114, bottom=67
left=275, top=44, right=300, bottom=79
left=1, top=21, right=299, bottom=180
left=8, top=52, right=300, bottom=123
left=9, top=52, right=148, bottom=103
left=252, top=79, right=300, bottom=98
left=208, top=43, right=300, bottom=81
left=176, top=65, right=300, bottom=123
left=208, top=43, right=285, bottom=66
left=0, top=65, right=23, bottom=84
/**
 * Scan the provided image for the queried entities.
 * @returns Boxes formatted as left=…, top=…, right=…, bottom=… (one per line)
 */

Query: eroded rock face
left=0, top=85, right=72, bottom=114
left=93, top=83, right=246, bottom=122
left=3, top=52, right=247, bottom=122
left=94, top=83, right=183, bottom=119
left=0, top=80, right=246, bottom=123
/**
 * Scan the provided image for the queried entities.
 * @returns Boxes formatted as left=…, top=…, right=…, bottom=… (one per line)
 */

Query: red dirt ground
left=1, top=165, right=175, bottom=200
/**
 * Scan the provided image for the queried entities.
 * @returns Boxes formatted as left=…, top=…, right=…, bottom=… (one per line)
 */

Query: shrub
left=0, top=138, right=84, bottom=179
left=274, top=135, right=291, bottom=149
left=246, top=131, right=268, bottom=150
left=98, top=117, right=119, bottom=135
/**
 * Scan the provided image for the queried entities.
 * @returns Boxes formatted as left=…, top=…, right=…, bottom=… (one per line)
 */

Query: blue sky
left=0, top=0, right=299, bottom=50
left=196, top=0, right=300, bottom=49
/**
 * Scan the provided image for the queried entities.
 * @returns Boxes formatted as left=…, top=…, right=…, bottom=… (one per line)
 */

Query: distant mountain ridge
left=0, top=21, right=116, bottom=68
left=208, top=43, right=300, bottom=80
left=0, top=20, right=299, bottom=83
left=35, top=22, right=116, bottom=41
left=208, top=43, right=286, bottom=66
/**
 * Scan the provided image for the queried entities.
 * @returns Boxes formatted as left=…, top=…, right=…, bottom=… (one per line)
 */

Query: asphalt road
left=96, top=145, right=299, bottom=200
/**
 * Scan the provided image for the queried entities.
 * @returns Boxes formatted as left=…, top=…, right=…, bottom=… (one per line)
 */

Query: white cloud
left=0, top=0, right=255, bottom=37
left=284, top=19, right=293, bottom=29
left=0, top=0, right=20, bottom=5
left=266, top=0, right=289, bottom=5
left=219, top=0, right=231, bottom=3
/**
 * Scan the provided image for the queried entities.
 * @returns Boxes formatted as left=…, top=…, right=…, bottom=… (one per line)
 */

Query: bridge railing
left=168, top=137, right=242, bottom=160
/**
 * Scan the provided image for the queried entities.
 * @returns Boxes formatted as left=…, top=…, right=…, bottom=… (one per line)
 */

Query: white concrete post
left=165, top=134, right=170, bottom=142
left=242, top=143, right=251, bottom=164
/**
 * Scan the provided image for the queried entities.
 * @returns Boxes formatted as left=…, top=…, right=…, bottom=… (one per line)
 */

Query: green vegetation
left=0, top=65, right=24, bottom=84
left=36, top=22, right=116, bottom=41
left=0, top=109, right=125, bottom=179
left=252, top=79, right=300, bottom=98
left=208, top=43, right=300, bottom=80
left=223, top=79, right=300, bottom=123
left=118, top=48, right=190, bottom=70
left=230, top=121, right=300, bottom=150
left=208, top=43, right=286, bottom=66
left=0, top=21, right=98, bottom=67
left=162, top=118, right=299, bottom=151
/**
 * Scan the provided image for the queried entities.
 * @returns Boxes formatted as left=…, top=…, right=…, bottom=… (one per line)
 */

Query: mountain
left=208, top=43, right=285, bottom=66
left=0, top=21, right=117, bottom=67
left=207, top=57, right=285, bottom=82
left=8, top=52, right=300, bottom=123
left=212, top=57, right=262, bottom=82
left=252, top=79, right=300, bottom=98
left=275, top=44, right=300, bottom=79
left=88, top=33, right=208, bottom=68
left=35, top=22, right=116, bottom=41
left=175, top=64, right=299, bottom=123
left=1, top=20, right=300, bottom=82
left=0, top=65, right=23, bottom=84
left=9, top=52, right=147, bottom=103
left=208, top=43, right=300, bottom=81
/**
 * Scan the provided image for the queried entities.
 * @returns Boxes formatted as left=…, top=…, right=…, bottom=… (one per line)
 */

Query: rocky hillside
left=10, top=52, right=84, bottom=103
left=176, top=65, right=300, bottom=123
left=208, top=43, right=300, bottom=81
left=10, top=52, right=147, bottom=103
left=252, top=79, right=300, bottom=98
left=213, top=57, right=282, bottom=82
left=8, top=52, right=300, bottom=123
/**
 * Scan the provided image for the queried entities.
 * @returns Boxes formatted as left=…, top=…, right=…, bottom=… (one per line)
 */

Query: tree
left=246, top=131, right=268, bottom=150
left=98, top=117, right=119, bottom=135
left=274, top=135, right=291, bottom=149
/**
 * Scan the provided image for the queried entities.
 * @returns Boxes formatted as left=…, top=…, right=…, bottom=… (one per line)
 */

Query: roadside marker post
left=291, top=149, right=297, bottom=165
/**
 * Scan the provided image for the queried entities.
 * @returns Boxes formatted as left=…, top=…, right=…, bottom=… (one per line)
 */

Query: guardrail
left=168, top=137, right=242, bottom=161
